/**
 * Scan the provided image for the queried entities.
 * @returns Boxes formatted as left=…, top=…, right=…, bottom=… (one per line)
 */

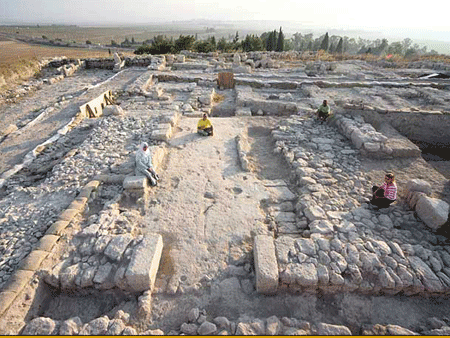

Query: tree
left=276, top=27, right=284, bottom=52
left=320, top=32, right=329, bottom=51
left=174, top=35, right=195, bottom=52
left=210, top=36, right=216, bottom=49
left=266, top=31, right=275, bottom=51
left=335, top=37, right=344, bottom=54
left=194, top=40, right=214, bottom=53
left=86, top=40, right=92, bottom=45
left=241, top=34, right=264, bottom=52
left=134, top=35, right=174, bottom=55
left=217, top=37, right=233, bottom=52
left=233, top=31, right=239, bottom=44
left=131, top=37, right=135, bottom=44
left=271, top=30, right=277, bottom=51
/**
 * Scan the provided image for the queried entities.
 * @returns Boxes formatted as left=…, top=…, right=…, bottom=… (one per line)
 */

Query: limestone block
left=296, top=263, right=318, bottom=287
left=363, top=142, right=381, bottom=152
left=254, top=235, right=279, bottom=294
left=406, top=179, right=432, bottom=195
left=317, top=323, right=352, bottom=335
left=19, top=250, right=49, bottom=271
left=104, top=234, right=134, bottom=261
left=46, top=220, right=70, bottom=236
left=0, top=291, right=17, bottom=316
left=125, top=234, right=163, bottom=292
left=151, top=123, right=173, bottom=141
left=22, top=317, right=58, bottom=335
left=416, top=196, right=449, bottom=229
left=304, top=205, right=326, bottom=221
left=408, top=256, right=444, bottom=292
left=2, top=270, right=34, bottom=294
left=176, top=55, right=185, bottom=63
left=233, top=65, right=252, bottom=74
left=309, top=219, right=334, bottom=234
left=36, top=235, right=60, bottom=252
left=102, top=105, right=124, bottom=117
left=93, top=262, right=114, bottom=286
left=235, top=108, right=252, bottom=116
left=350, top=129, right=366, bottom=149
left=409, top=191, right=426, bottom=210
left=150, top=145, right=168, bottom=171
left=58, top=208, right=79, bottom=222
left=123, top=176, right=148, bottom=190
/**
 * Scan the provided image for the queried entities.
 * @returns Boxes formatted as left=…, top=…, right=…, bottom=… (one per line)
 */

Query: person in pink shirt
left=369, top=173, right=397, bottom=209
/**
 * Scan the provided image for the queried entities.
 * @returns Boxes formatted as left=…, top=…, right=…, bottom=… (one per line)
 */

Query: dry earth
left=0, top=53, right=450, bottom=335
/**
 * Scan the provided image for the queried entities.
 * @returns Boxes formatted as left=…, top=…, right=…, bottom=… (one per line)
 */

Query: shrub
left=194, top=40, right=214, bottom=53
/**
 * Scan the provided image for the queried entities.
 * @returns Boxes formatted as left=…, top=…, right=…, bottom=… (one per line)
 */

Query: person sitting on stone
left=316, top=99, right=331, bottom=123
left=135, top=142, right=159, bottom=186
left=369, top=173, right=397, bottom=209
left=197, top=113, right=214, bottom=136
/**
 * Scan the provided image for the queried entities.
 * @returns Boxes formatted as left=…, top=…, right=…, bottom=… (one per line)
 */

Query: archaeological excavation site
left=1, top=51, right=450, bottom=335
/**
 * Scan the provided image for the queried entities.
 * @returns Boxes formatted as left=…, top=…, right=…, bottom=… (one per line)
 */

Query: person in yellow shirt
left=197, top=113, right=214, bottom=136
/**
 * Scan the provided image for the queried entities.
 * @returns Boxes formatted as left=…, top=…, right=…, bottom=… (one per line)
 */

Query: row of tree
left=134, top=28, right=437, bottom=57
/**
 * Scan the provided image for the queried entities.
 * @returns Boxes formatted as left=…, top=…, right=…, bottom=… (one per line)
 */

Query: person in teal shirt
left=317, top=99, right=331, bottom=122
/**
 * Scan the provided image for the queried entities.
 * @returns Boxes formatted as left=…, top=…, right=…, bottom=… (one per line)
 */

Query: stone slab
left=19, top=250, right=49, bottom=271
left=2, top=270, right=34, bottom=294
left=254, top=235, right=279, bottom=294
left=104, top=234, right=134, bottom=261
left=123, top=176, right=148, bottom=190
left=58, top=208, right=79, bottom=222
left=0, top=292, right=17, bottom=316
left=46, top=220, right=70, bottom=236
left=35, top=234, right=60, bottom=252
left=125, top=234, right=163, bottom=292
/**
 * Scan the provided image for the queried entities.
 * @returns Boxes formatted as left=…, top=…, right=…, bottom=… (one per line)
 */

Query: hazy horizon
left=2, top=0, right=450, bottom=51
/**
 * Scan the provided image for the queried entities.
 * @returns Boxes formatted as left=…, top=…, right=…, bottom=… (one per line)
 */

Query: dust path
left=141, top=117, right=283, bottom=290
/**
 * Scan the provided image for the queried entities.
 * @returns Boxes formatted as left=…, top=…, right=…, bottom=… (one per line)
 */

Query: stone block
left=125, top=234, right=163, bottom=292
left=416, top=196, right=449, bottom=230
left=58, top=208, right=79, bottom=222
left=2, top=270, right=34, bottom=294
left=364, top=142, right=381, bottom=152
left=19, top=250, right=49, bottom=271
left=254, top=235, right=279, bottom=294
left=235, top=108, right=252, bottom=116
left=0, top=291, right=17, bottom=316
left=46, top=220, right=70, bottom=235
left=350, top=129, right=365, bottom=149
left=68, top=199, right=87, bottom=212
left=123, top=176, right=148, bottom=190
left=151, top=124, right=173, bottom=141
left=304, top=205, right=326, bottom=221
left=36, top=235, right=60, bottom=252
left=409, top=191, right=426, bottom=210
left=150, top=146, right=167, bottom=171
left=233, top=65, right=252, bottom=74
left=406, top=179, right=432, bottom=195
left=104, top=234, right=134, bottom=261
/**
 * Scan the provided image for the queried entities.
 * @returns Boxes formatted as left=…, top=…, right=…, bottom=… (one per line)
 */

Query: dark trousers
left=370, top=186, right=395, bottom=208
left=198, top=126, right=213, bottom=136
left=318, top=112, right=329, bottom=121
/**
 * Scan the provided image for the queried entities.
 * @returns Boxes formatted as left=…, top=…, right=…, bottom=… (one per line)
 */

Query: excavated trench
left=3, top=62, right=450, bottom=334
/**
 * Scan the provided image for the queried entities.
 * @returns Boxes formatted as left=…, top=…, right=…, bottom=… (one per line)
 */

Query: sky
left=1, top=0, right=450, bottom=42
